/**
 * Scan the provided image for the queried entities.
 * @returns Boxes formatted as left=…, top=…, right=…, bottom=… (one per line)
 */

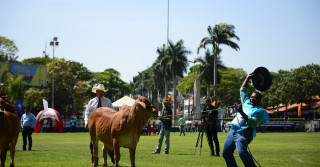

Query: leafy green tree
left=22, top=57, right=52, bottom=66
left=22, top=57, right=92, bottom=114
left=89, top=68, right=131, bottom=102
left=176, top=64, right=210, bottom=101
left=289, top=64, right=320, bottom=102
left=177, top=65, right=200, bottom=95
left=197, top=23, right=240, bottom=103
left=217, top=67, right=247, bottom=105
left=67, top=60, right=93, bottom=81
left=47, top=58, right=78, bottom=113
left=0, top=36, right=19, bottom=63
left=262, top=64, right=320, bottom=118
left=23, top=87, right=48, bottom=113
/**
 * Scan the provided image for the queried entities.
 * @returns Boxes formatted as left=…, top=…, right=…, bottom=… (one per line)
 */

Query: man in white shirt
left=178, top=115, right=185, bottom=136
left=20, top=106, right=37, bottom=151
left=84, top=84, right=114, bottom=165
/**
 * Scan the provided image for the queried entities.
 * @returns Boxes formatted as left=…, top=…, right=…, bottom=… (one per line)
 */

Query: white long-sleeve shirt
left=20, top=112, right=37, bottom=128
left=84, top=96, right=113, bottom=124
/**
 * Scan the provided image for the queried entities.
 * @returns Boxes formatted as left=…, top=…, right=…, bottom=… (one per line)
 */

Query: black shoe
left=151, top=152, right=160, bottom=154
left=163, top=152, right=168, bottom=154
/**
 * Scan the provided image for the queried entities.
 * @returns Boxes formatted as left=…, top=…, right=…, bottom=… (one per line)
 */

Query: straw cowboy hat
left=92, top=84, right=107, bottom=93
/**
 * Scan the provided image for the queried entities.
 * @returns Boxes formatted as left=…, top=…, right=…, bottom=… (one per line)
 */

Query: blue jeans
left=222, top=129, right=255, bottom=167
left=155, top=128, right=170, bottom=153
left=179, top=125, right=185, bottom=136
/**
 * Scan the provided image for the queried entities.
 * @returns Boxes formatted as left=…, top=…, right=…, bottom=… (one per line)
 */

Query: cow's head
left=135, top=96, right=157, bottom=116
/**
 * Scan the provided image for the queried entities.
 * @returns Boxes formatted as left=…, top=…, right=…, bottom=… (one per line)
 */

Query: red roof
left=264, top=96, right=320, bottom=113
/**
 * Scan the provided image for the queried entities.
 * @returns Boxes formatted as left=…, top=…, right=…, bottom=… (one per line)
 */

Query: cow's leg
left=102, top=144, right=108, bottom=167
left=113, top=138, right=120, bottom=167
left=129, top=146, right=136, bottom=167
left=0, top=145, right=9, bottom=167
left=9, top=136, right=18, bottom=167
left=91, top=139, right=99, bottom=167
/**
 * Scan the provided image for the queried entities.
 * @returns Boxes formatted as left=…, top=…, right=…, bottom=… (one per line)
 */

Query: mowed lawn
left=5, top=131, right=320, bottom=167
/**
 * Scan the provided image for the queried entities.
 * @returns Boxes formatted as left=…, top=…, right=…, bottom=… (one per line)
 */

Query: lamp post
left=50, top=37, right=59, bottom=109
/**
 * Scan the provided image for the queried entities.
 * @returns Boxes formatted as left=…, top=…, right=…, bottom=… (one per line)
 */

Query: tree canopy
left=0, top=36, right=19, bottom=63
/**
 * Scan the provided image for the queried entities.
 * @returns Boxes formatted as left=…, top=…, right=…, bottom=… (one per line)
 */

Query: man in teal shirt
left=152, top=99, right=172, bottom=154
left=222, top=73, right=269, bottom=167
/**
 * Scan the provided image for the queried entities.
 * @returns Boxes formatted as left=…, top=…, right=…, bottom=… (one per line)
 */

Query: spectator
left=194, top=121, right=199, bottom=132
left=70, top=117, right=76, bottom=132
left=178, top=115, right=185, bottom=136
left=203, top=98, right=220, bottom=156
left=221, top=119, right=227, bottom=132
left=20, top=106, right=37, bottom=151
left=152, top=99, right=172, bottom=154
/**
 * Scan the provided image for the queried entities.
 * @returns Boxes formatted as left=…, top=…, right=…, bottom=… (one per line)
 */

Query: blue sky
left=1, top=0, right=319, bottom=83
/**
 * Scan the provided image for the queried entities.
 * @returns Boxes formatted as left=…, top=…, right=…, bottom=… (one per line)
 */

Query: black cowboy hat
left=252, top=67, right=272, bottom=92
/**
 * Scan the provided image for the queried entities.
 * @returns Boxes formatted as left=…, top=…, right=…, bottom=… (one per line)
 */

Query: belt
left=23, top=126, right=32, bottom=128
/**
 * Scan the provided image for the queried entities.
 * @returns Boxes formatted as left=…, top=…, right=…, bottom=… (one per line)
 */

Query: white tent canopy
left=112, top=96, right=136, bottom=108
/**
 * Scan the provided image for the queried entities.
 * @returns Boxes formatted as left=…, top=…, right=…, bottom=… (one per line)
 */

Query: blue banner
left=17, top=99, right=23, bottom=114
left=233, top=102, right=236, bottom=114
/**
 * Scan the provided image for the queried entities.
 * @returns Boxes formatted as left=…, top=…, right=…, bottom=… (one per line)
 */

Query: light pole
left=50, top=37, right=59, bottom=109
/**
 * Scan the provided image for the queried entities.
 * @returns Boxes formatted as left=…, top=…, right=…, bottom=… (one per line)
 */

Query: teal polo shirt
left=231, top=87, right=269, bottom=138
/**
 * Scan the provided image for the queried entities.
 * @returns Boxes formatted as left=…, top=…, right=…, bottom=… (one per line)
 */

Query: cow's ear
left=136, top=101, right=146, bottom=110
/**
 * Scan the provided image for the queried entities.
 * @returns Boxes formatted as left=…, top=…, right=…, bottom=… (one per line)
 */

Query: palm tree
left=3, top=73, right=26, bottom=102
left=166, top=40, right=191, bottom=122
left=153, top=44, right=171, bottom=99
left=197, top=49, right=224, bottom=98
left=197, top=23, right=240, bottom=104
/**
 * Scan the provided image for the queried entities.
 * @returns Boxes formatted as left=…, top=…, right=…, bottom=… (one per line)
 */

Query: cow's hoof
left=10, top=163, right=15, bottom=167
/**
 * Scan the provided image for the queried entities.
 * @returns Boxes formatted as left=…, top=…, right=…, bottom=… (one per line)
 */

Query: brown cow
left=0, top=97, right=20, bottom=167
left=89, top=96, right=157, bottom=167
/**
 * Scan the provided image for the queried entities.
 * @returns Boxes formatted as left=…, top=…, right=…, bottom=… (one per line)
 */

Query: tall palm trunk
left=213, top=53, right=217, bottom=106
left=173, top=73, right=177, bottom=126
left=164, top=78, right=169, bottom=99
left=206, top=80, right=211, bottom=98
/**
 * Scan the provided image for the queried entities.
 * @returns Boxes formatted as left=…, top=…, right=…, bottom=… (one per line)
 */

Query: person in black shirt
left=202, top=98, right=220, bottom=156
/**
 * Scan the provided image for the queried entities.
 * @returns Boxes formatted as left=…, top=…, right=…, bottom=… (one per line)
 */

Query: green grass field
left=5, top=131, right=320, bottom=167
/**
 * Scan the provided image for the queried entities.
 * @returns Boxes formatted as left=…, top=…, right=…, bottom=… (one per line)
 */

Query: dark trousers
left=90, top=138, right=114, bottom=164
left=22, top=128, right=33, bottom=150
left=71, top=127, right=76, bottom=132
left=206, top=125, right=220, bottom=155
